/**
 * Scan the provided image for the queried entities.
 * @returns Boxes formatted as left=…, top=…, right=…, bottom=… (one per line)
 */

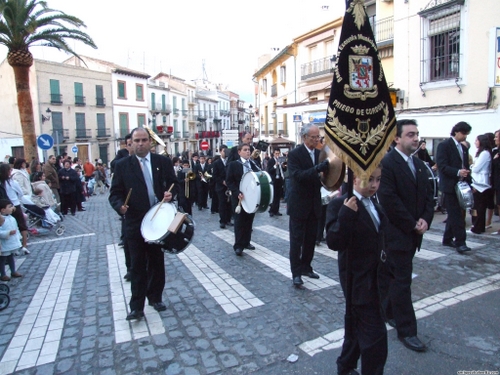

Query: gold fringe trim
left=325, top=117, right=396, bottom=188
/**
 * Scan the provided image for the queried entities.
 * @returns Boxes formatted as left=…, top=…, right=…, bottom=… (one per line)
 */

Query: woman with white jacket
left=11, top=158, right=32, bottom=198
left=470, top=134, right=492, bottom=234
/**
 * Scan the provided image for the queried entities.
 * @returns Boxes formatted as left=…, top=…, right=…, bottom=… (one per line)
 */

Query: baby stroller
left=0, top=283, right=10, bottom=311
left=23, top=204, right=65, bottom=237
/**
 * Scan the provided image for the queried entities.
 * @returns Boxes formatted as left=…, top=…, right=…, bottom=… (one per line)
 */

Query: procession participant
left=326, top=166, right=387, bottom=375
left=194, top=155, right=209, bottom=210
left=212, top=145, right=232, bottom=228
left=287, top=124, right=329, bottom=286
left=436, top=121, right=472, bottom=253
left=177, top=159, right=195, bottom=215
left=42, top=155, right=60, bottom=203
left=58, top=160, right=79, bottom=216
left=267, top=149, right=284, bottom=217
left=207, top=156, right=218, bottom=214
left=109, top=127, right=179, bottom=320
left=378, top=119, right=434, bottom=352
left=226, top=143, right=260, bottom=255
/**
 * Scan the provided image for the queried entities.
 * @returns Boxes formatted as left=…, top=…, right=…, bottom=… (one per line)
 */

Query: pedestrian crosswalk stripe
left=212, top=230, right=338, bottom=290
left=106, top=244, right=165, bottom=344
left=298, top=272, right=500, bottom=356
left=178, top=245, right=264, bottom=314
left=28, top=233, right=96, bottom=245
left=257, top=225, right=445, bottom=261
left=424, top=233, right=484, bottom=248
left=0, top=250, right=79, bottom=373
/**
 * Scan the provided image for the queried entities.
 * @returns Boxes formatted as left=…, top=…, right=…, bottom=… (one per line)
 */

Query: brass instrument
left=144, top=125, right=167, bottom=154
left=251, top=149, right=261, bottom=160
left=204, top=171, right=212, bottom=180
left=185, top=170, right=196, bottom=198
left=225, top=189, right=232, bottom=202
left=318, top=145, right=345, bottom=191
left=199, top=171, right=207, bottom=183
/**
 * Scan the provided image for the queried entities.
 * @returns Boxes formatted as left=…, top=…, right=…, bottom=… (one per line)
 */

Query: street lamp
left=41, top=108, right=51, bottom=123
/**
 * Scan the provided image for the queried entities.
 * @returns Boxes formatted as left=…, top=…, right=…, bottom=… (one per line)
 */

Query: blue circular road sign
left=71, top=145, right=79, bottom=153
left=37, top=134, right=54, bottom=150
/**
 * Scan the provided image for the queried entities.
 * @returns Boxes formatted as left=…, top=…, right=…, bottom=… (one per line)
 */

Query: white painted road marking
left=0, top=250, right=80, bottom=373
left=106, top=244, right=165, bottom=344
left=257, top=225, right=446, bottom=261
left=179, top=245, right=264, bottom=314
left=28, top=233, right=96, bottom=245
left=424, top=233, right=484, bottom=249
left=212, top=230, right=338, bottom=290
left=298, top=273, right=500, bottom=356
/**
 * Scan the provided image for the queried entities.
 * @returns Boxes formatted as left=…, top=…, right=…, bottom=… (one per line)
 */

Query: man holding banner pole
left=323, top=0, right=397, bottom=374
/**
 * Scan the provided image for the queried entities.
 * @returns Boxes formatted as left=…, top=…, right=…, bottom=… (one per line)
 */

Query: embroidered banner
left=324, top=0, right=396, bottom=184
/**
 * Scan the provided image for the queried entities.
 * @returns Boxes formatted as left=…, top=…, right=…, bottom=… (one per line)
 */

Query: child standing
left=0, top=199, right=23, bottom=281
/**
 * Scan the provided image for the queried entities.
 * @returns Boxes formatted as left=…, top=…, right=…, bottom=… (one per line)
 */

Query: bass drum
left=240, top=171, right=274, bottom=214
left=141, top=202, right=195, bottom=254
left=423, top=162, right=438, bottom=204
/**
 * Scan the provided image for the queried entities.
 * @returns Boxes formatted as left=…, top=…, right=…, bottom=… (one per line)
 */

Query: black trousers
left=210, top=184, right=219, bottom=213
left=378, top=248, right=417, bottom=337
left=443, top=192, right=467, bottom=246
left=127, top=237, right=165, bottom=311
left=60, top=192, right=76, bottom=214
left=217, top=189, right=232, bottom=224
left=231, top=196, right=255, bottom=250
left=197, top=181, right=209, bottom=208
left=289, top=212, right=318, bottom=277
left=337, top=301, right=387, bottom=375
left=316, top=204, right=327, bottom=241
left=269, top=177, right=283, bottom=214
left=471, top=188, right=491, bottom=233
left=121, top=216, right=131, bottom=272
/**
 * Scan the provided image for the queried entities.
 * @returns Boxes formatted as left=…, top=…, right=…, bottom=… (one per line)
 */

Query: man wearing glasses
left=287, top=124, right=329, bottom=286
left=436, top=121, right=472, bottom=254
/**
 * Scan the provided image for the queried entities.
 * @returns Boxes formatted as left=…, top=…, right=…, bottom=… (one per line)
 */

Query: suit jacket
left=212, top=158, right=228, bottom=193
left=110, top=148, right=129, bottom=172
left=43, top=163, right=60, bottom=189
left=326, top=193, right=387, bottom=305
left=225, top=158, right=260, bottom=198
left=109, top=153, right=179, bottom=239
left=436, top=137, right=471, bottom=194
left=194, top=162, right=208, bottom=183
left=286, top=144, right=322, bottom=219
left=267, top=157, right=284, bottom=182
left=378, top=148, right=434, bottom=252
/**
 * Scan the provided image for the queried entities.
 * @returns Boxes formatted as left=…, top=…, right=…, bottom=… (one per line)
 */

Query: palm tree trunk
left=12, top=65, right=38, bottom=162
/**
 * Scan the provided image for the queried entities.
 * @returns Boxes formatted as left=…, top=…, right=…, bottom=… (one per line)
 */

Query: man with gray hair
left=287, top=124, right=329, bottom=286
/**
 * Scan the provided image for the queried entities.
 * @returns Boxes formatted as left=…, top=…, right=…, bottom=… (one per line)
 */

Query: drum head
left=141, top=202, right=177, bottom=242
left=162, top=214, right=195, bottom=254
left=240, top=171, right=273, bottom=214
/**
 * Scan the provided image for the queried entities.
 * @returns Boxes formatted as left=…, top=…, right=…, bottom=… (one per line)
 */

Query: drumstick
left=235, top=196, right=242, bottom=214
left=124, top=188, right=132, bottom=207
left=151, top=183, right=175, bottom=221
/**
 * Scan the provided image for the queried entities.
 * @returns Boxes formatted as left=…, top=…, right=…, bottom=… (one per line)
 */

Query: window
left=119, top=113, right=129, bottom=138
left=137, top=114, right=146, bottom=127
left=151, top=92, right=156, bottom=110
left=96, top=114, right=107, bottom=137
left=420, top=2, right=462, bottom=83
left=136, top=84, right=144, bottom=101
left=262, top=79, right=267, bottom=94
left=74, top=82, right=85, bottom=105
left=52, top=112, right=64, bottom=139
left=280, top=66, right=286, bottom=84
left=96, top=85, right=105, bottom=107
left=162, top=95, right=166, bottom=111
left=173, top=96, right=178, bottom=114
left=99, top=144, right=109, bottom=165
left=50, top=79, right=62, bottom=104
left=75, top=113, right=87, bottom=138
left=117, top=81, right=126, bottom=99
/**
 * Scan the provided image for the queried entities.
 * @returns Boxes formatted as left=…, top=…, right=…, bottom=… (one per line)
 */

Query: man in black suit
left=326, top=166, right=388, bottom=375
left=378, top=119, right=434, bottom=352
left=194, top=155, right=210, bottom=210
left=267, top=149, right=284, bottom=217
left=109, top=127, right=179, bottom=321
left=227, top=132, right=260, bottom=167
left=226, top=143, right=260, bottom=255
left=287, top=124, right=329, bottom=286
left=436, top=121, right=472, bottom=253
left=110, top=133, right=132, bottom=173
left=212, top=145, right=232, bottom=228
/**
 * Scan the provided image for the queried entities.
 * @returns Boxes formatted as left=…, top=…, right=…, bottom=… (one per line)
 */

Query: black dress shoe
left=126, top=310, right=144, bottom=321
left=124, top=272, right=131, bottom=282
left=118, top=241, right=124, bottom=247
left=386, top=319, right=396, bottom=328
left=398, top=335, right=427, bottom=352
left=302, top=271, right=320, bottom=279
left=442, top=240, right=456, bottom=248
left=226, top=222, right=234, bottom=227
left=245, top=244, right=255, bottom=250
left=220, top=223, right=226, bottom=229
left=456, top=245, right=472, bottom=253
left=234, top=248, right=243, bottom=256
left=269, top=212, right=274, bottom=217
left=315, top=241, right=321, bottom=246
left=149, top=301, right=167, bottom=311
left=293, top=276, right=304, bottom=286
left=275, top=212, right=283, bottom=216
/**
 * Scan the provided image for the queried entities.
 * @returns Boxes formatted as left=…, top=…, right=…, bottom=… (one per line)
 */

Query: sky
left=0, top=0, right=345, bottom=103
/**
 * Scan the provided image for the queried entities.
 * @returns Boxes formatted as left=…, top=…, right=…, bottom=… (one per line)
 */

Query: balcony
left=75, top=96, right=86, bottom=106
left=174, top=131, right=181, bottom=138
left=50, top=94, right=63, bottom=104
left=52, top=128, right=69, bottom=141
left=301, top=57, right=335, bottom=80
left=75, top=128, right=92, bottom=139
left=150, top=102, right=162, bottom=113
left=374, top=16, right=394, bottom=46
left=183, top=131, right=190, bottom=138
left=156, top=125, right=173, bottom=135
left=96, top=128, right=111, bottom=138
left=197, top=112, right=207, bottom=122
left=182, top=109, right=188, bottom=116
left=161, top=104, right=172, bottom=114
left=271, top=84, right=277, bottom=98
left=173, top=108, right=179, bottom=116
left=96, top=97, right=106, bottom=107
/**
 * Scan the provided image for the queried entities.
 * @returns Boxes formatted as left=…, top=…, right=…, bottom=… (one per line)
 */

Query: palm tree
left=0, top=0, right=96, bottom=161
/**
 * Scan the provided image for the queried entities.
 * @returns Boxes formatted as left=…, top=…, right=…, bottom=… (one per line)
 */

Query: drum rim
left=239, top=171, right=273, bottom=214
left=141, top=202, right=177, bottom=242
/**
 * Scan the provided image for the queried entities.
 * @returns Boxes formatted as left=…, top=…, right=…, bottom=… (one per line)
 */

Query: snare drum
left=239, top=171, right=274, bottom=214
left=455, top=180, right=474, bottom=210
left=423, top=163, right=438, bottom=202
left=141, top=202, right=195, bottom=254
